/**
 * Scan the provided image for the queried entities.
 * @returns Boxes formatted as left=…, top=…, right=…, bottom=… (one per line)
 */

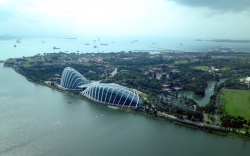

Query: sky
left=0, top=0, right=250, bottom=39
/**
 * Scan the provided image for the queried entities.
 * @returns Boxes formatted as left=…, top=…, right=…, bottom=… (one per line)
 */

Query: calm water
left=1, top=64, right=250, bottom=156
left=178, top=78, right=227, bottom=106
left=1, top=36, right=250, bottom=60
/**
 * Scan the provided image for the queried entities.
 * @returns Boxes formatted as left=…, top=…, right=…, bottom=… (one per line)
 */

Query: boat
left=107, top=105, right=119, bottom=109
left=67, top=37, right=77, bottom=39
left=195, top=39, right=203, bottom=41
left=100, top=43, right=108, bottom=46
left=16, top=39, right=21, bottom=43
left=68, top=101, right=72, bottom=104
left=93, top=45, right=97, bottom=48
left=14, top=45, right=16, bottom=47
left=42, top=41, right=45, bottom=43
left=53, top=46, right=60, bottom=49
left=85, top=43, right=90, bottom=45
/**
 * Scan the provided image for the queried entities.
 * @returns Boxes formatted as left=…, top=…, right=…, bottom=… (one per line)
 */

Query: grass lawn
left=205, top=114, right=214, bottom=124
left=174, top=60, right=188, bottom=64
left=193, top=66, right=209, bottom=70
left=5, top=58, right=15, bottom=62
left=220, top=67, right=230, bottom=71
left=219, top=89, right=250, bottom=119
left=174, top=60, right=198, bottom=65
left=23, top=62, right=31, bottom=67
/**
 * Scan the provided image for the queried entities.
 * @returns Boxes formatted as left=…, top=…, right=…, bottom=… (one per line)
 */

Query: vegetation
left=193, top=66, right=209, bottom=70
left=220, top=67, right=230, bottom=71
left=5, top=50, right=250, bottom=140
left=220, top=89, right=250, bottom=119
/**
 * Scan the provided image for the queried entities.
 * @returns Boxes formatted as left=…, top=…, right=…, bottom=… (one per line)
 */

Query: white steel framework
left=80, top=82, right=142, bottom=107
left=60, top=67, right=89, bottom=90
left=59, top=67, right=142, bottom=107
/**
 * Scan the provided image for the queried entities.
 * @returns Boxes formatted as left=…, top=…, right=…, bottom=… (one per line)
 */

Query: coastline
left=6, top=54, right=250, bottom=142
left=10, top=66, right=250, bottom=141
left=20, top=76, right=250, bottom=141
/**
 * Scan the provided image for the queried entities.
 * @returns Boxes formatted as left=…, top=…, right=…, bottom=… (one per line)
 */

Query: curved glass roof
left=60, top=67, right=89, bottom=90
left=81, top=82, right=142, bottom=107
left=59, top=67, right=142, bottom=107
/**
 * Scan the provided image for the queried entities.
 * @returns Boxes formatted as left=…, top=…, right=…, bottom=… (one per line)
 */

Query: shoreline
left=7, top=58, right=250, bottom=142
left=33, top=83, right=250, bottom=141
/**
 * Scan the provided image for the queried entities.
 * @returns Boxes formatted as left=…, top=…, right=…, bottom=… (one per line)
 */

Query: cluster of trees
left=18, top=64, right=66, bottom=82
left=224, top=78, right=249, bottom=89
left=137, top=100, right=203, bottom=122
left=17, top=63, right=106, bottom=83
left=114, top=58, right=225, bottom=98
left=108, top=56, right=174, bottom=67
left=221, top=115, right=248, bottom=128
left=176, top=68, right=216, bottom=97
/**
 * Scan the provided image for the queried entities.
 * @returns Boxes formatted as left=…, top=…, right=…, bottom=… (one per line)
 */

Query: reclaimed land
left=4, top=50, right=250, bottom=141
left=220, top=89, right=250, bottom=119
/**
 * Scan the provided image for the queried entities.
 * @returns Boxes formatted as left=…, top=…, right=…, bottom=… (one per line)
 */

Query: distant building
left=245, top=77, right=250, bottom=83
left=156, top=72, right=161, bottom=80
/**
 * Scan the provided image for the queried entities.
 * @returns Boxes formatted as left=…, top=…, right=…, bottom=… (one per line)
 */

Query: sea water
left=1, top=36, right=250, bottom=60
left=1, top=65, right=250, bottom=156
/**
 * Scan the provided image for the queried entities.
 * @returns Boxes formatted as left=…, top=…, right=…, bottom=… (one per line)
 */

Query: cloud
left=0, top=0, right=250, bottom=39
left=169, top=0, right=250, bottom=12
left=0, top=6, right=16, bottom=21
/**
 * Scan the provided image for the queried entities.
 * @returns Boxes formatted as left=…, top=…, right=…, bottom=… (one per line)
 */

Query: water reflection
left=171, top=78, right=228, bottom=106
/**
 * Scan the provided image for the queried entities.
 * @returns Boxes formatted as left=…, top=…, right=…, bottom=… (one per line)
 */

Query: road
left=214, top=85, right=225, bottom=125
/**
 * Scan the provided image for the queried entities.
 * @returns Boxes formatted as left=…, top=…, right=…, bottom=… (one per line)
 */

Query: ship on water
left=93, top=45, right=97, bottom=48
left=53, top=46, right=60, bottom=49
left=85, top=43, right=90, bottom=45
left=16, top=39, right=21, bottom=43
left=67, top=37, right=77, bottom=39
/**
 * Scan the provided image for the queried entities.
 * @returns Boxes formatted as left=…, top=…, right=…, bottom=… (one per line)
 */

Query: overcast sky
left=0, top=0, right=250, bottom=39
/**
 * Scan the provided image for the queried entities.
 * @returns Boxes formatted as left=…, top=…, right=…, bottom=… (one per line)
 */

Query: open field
left=5, top=58, right=15, bottom=62
left=220, top=67, right=231, bottom=71
left=174, top=60, right=189, bottom=64
left=174, top=60, right=197, bottom=65
left=219, top=89, right=250, bottom=119
left=193, top=66, right=209, bottom=70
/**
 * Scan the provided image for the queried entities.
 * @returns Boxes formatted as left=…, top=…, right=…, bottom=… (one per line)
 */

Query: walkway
left=157, top=111, right=227, bottom=132
left=214, top=85, right=225, bottom=125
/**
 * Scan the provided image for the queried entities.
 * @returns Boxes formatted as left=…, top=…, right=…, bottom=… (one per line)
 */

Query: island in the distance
left=3, top=49, right=250, bottom=141
left=195, top=39, right=250, bottom=43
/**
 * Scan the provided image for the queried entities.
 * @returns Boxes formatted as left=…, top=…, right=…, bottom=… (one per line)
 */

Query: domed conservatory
left=60, top=67, right=142, bottom=108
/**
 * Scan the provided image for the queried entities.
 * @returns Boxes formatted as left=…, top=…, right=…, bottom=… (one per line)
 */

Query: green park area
left=174, top=60, right=189, bottom=64
left=220, top=67, right=230, bottom=71
left=193, top=66, right=209, bottom=70
left=5, top=58, right=15, bottom=63
left=220, top=89, right=250, bottom=119
left=174, top=60, right=198, bottom=65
